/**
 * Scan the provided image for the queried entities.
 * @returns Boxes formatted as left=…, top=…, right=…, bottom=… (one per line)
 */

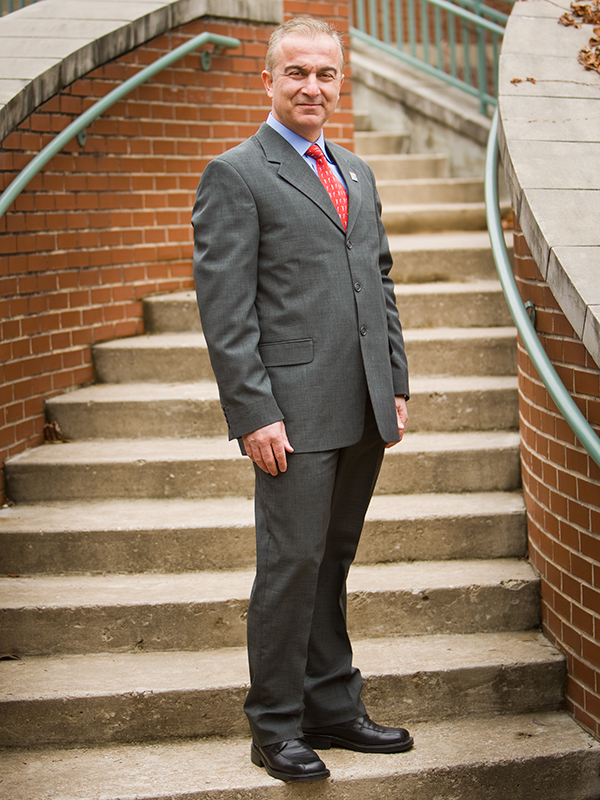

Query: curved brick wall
left=0, top=1, right=354, bottom=503
left=512, top=223, right=600, bottom=738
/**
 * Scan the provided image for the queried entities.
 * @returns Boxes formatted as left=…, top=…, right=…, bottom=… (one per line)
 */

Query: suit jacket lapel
left=255, top=124, right=347, bottom=233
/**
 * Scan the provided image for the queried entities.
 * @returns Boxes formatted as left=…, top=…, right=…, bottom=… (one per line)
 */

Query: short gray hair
left=265, top=17, right=345, bottom=75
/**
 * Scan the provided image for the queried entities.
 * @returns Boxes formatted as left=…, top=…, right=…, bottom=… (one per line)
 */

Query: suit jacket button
left=360, top=326, right=367, bottom=336
left=354, top=282, right=362, bottom=292
left=347, top=241, right=353, bottom=249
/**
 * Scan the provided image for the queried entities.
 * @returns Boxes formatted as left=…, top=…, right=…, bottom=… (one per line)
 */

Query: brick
left=568, top=498, right=591, bottom=530
left=562, top=572, right=581, bottom=603
left=573, top=604, right=595, bottom=636
left=578, top=476, right=600, bottom=505
left=582, top=585, right=600, bottom=615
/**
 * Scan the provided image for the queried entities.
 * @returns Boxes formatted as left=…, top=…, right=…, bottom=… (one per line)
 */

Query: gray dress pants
left=244, top=404, right=385, bottom=745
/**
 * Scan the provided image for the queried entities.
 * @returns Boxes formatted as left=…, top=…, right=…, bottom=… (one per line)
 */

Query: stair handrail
left=0, top=31, right=241, bottom=220
left=351, top=0, right=510, bottom=115
left=485, top=108, right=600, bottom=469
left=0, top=0, right=40, bottom=16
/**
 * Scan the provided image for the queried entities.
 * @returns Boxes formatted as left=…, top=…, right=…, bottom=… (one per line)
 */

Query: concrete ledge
left=498, top=0, right=600, bottom=366
left=0, top=0, right=282, bottom=142
left=351, top=41, right=491, bottom=147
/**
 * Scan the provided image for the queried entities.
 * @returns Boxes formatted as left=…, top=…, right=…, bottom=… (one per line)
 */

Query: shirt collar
left=266, top=112, right=330, bottom=161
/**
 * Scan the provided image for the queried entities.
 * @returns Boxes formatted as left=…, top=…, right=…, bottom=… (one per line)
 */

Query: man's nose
left=301, top=73, right=320, bottom=95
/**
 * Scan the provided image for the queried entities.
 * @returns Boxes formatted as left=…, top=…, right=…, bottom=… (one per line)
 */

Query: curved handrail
left=485, top=108, right=600, bottom=469
left=0, top=31, right=240, bottom=219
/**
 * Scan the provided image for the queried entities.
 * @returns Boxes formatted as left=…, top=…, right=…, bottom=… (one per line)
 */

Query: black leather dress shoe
left=303, top=714, right=414, bottom=753
left=250, top=738, right=330, bottom=782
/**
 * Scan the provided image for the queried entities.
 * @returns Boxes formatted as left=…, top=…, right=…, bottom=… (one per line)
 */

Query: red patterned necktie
left=305, top=144, right=348, bottom=230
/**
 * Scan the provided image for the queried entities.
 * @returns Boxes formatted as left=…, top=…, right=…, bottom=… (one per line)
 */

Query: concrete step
left=377, top=177, right=484, bottom=206
left=43, top=375, right=517, bottom=441
left=404, top=327, right=517, bottom=377
left=365, top=152, right=450, bottom=181
left=144, top=289, right=200, bottom=333
left=408, top=376, right=518, bottom=431
left=395, top=280, right=513, bottom=328
left=91, top=328, right=516, bottom=384
left=46, top=380, right=224, bottom=439
left=0, top=558, right=539, bottom=656
left=389, top=230, right=512, bottom=284
left=382, top=201, right=488, bottom=234
left=142, top=280, right=513, bottom=336
left=4, top=430, right=521, bottom=503
left=92, top=333, right=214, bottom=383
left=0, top=631, right=562, bottom=747
left=354, top=131, right=410, bottom=155
left=4, top=712, right=599, bottom=800
left=0, top=491, right=526, bottom=575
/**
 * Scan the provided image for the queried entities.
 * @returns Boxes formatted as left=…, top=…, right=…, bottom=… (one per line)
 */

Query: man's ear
left=261, top=70, right=274, bottom=98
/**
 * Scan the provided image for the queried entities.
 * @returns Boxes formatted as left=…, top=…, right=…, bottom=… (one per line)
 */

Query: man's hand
left=385, top=396, right=408, bottom=449
left=242, top=421, right=294, bottom=475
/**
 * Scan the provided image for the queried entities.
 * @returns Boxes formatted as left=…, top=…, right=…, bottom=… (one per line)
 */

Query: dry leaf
left=511, top=77, right=523, bottom=84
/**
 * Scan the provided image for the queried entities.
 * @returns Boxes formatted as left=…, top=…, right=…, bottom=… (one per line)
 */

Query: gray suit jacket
left=192, top=123, right=409, bottom=452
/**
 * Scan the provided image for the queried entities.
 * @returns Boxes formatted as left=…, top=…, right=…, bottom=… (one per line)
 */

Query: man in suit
left=192, top=16, right=412, bottom=782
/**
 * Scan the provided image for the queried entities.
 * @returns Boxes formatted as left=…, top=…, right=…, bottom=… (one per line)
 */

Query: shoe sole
left=250, top=744, right=331, bottom=782
left=303, top=733, right=415, bottom=753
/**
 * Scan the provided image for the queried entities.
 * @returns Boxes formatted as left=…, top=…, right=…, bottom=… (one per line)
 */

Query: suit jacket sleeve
left=372, top=170, right=410, bottom=399
left=192, top=157, right=284, bottom=439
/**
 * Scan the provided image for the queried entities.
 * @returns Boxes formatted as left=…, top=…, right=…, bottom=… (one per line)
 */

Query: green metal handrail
left=351, top=0, right=509, bottom=115
left=0, top=31, right=240, bottom=219
left=485, top=108, right=600, bottom=469
left=0, top=0, right=39, bottom=16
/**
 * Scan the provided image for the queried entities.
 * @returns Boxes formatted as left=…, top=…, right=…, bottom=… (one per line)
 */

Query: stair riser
left=45, top=386, right=518, bottom=441
left=354, top=133, right=409, bottom=155
left=91, top=337, right=516, bottom=384
left=144, top=296, right=200, bottom=334
left=396, top=291, right=513, bottom=328
left=365, top=155, right=449, bottom=181
left=389, top=246, right=508, bottom=284
left=0, top=510, right=526, bottom=575
left=382, top=206, right=487, bottom=234
left=46, top=399, right=228, bottom=440
left=93, top=348, right=215, bottom=384
left=2, top=578, right=540, bottom=657
left=408, top=386, right=519, bottom=432
left=378, top=182, right=484, bottom=205
left=5, top=444, right=520, bottom=503
left=378, top=446, right=521, bottom=494
left=406, top=337, right=517, bottom=378
left=0, top=660, right=563, bottom=748
left=142, top=289, right=513, bottom=335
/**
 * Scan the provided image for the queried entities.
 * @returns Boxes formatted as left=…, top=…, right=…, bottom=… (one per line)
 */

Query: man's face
left=262, top=33, right=344, bottom=142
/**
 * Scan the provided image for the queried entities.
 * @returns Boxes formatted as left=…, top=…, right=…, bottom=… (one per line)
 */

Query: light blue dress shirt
left=266, top=112, right=347, bottom=189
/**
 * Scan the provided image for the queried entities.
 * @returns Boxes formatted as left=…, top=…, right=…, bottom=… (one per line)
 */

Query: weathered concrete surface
left=0, top=558, right=539, bottom=655
left=0, top=632, right=563, bottom=746
left=498, top=0, right=600, bottom=367
left=0, top=0, right=282, bottom=141
left=1, top=713, right=598, bottom=800
left=0, top=490, right=525, bottom=574
left=4, top=430, right=521, bottom=502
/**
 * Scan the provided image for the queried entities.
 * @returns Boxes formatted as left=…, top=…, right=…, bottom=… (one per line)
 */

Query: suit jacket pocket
left=259, top=338, right=314, bottom=367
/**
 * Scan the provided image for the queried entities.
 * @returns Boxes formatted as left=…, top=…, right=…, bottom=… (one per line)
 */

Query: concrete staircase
left=2, top=132, right=599, bottom=800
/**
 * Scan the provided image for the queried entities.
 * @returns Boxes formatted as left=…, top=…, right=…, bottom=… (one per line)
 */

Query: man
left=192, top=16, right=412, bottom=783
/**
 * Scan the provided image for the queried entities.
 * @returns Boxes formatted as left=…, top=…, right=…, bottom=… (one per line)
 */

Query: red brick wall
left=513, top=220, right=600, bottom=739
left=0, top=2, right=354, bottom=504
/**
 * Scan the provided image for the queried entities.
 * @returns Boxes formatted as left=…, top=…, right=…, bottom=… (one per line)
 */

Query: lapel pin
left=349, top=171, right=358, bottom=182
